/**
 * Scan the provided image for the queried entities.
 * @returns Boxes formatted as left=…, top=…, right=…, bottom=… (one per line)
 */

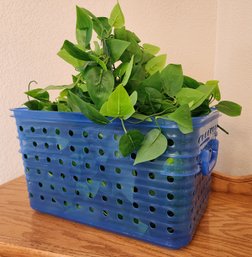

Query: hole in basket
left=167, top=227, right=174, bottom=234
left=57, top=144, right=63, bottom=150
left=50, top=184, right=55, bottom=190
left=167, top=139, right=174, bottom=146
left=76, top=203, right=81, bottom=209
left=133, top=202, right=139, bottom=208
left=48, top=171, right=53, bottom=176
left=114, top=134, right=119, bottom=141
left=86, top=178, right=93, bottom=184
left=19, top=126, right=23, bottom=131
left=167, top=193, right=174, bottom=200
left=69, top=130, right=74, bottom=136
left=98, top=132, right=103, bottom=139
left=148, top=172, right=155, bottom=179
left=55, top=128, right=60, bottom=135
left=85, top=163, right=91, bottom=169
left=100, top=165, right=105, bottom=172
left=35, top=155, right=39, bottom=161
left=149, top=190, right=156, bottom=196
left=64, top=201, right=68, bottom=206
left=73, top=175, right=78, bottom=182
left=84, top=147, right=89, bottom=154
left=116, top=183, right=122, bottom=190
left=103, top=210, right=108, bottom=216
left=25, top=167, right=30, bottom=173
left=133, top=218, right=139, bottom=224
left=62, top=187, right=67, bottom=192
left=99, top=149, right=104, bottom=155
left=33, top=141, right=37, bottom=147
left=117, top=214, right=123, bottom=220
left=115, top=167, right=121, bottom=174
left=83, top=131, right=88, bottom=138
left=46, top=157, right=51, bottom=163
left=23, top=154, right=28, bottom=159
left=29, top=192, right=33, bottom=198
left=167, top=176, right=174, bottom=183
left=61, top=173, right=65, bottom=179
left=38, top=182, right=43, bottom=187
left=131, top=153, right=136, bottom=160
left=117, top=199, right=123, bottom=205
left=167, top=210, right=175, bottom=217
left=44, top=143, right=49, bottom=149
left=72, top=161, right=77, bottom=167
left=133, top=186, right=138, bottom=193
left=114, top=151, right=120, bottom=158
left=88, top=192, right=93, bottom=199
left=42, top=128, right=47, bottom=134
left=89, top=207, right=94, bottom=213
left=59, top=159, right=64, bottom=165
left=40, top=195, right=44, bottom=200
left=150, top=222, right=156, bottom=229
left=166, top=158, right=174, bottom=165
left=51, top=197, right=56, bottom=203
left=132, top=169, right=137, bottom=176
left=30, top=127, right=35, bottom=132
left=101, top=181, right=107, bottom=187
left=70, top=145, right=75, bottom=152
left=149, top=206, right=156, bottom=212
left=102, top=195, right=108, bottom=201
left=75, top=190, right=80, bottom=196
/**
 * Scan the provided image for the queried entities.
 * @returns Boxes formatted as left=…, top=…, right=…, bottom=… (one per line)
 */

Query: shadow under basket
left=12, top=108, right=219, bottom=249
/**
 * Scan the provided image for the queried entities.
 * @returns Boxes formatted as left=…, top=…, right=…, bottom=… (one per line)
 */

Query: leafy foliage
left=24, top=2, right=242, bottom=164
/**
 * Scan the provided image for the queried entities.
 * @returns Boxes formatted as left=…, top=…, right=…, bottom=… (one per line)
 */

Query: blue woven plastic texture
left=13, top=108, right=219, bottom=249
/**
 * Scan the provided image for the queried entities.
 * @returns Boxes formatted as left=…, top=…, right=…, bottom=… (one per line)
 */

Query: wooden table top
left=0, top=176, right=251, bottom=257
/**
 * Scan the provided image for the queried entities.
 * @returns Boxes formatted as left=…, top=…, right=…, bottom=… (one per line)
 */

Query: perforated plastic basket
left=12, top=108, right=219, bottom=249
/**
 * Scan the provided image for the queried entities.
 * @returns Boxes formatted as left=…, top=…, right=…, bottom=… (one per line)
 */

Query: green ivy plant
left=24, top=3, right=242, bottom=165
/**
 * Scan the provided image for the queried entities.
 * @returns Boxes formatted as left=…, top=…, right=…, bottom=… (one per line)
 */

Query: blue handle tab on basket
left=200, top=139, right=219, bottom=176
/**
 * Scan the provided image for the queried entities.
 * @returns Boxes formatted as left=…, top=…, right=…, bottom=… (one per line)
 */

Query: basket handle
left=200, top=139, right=219, bottom=176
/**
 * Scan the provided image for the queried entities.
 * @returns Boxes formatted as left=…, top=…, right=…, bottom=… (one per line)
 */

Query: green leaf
left=106, top=38, right=130, bottom=62
left=24, top=100, right=44, bottom=110
left=119, top=130, right=144, bottom=157
left=161, top=64, right=183, bottom=96
left=183, top=75, right=200, bottom=89
left=44, top=84, right=75, bottom=91
left=68, top=91, right=110, bottom=124
left=176, top=88, right=205, bottom=110
left=60, top=40, right=107, bottom=70
left=206, top=80, right=221, bottom=101
left=109, top=2, right=125, bottom=28
left=100, top=84, right=135, bottom=119
left=145, top=54, right=167, bottom=75
left=215, top=101, right=242, bottom=116
left=76, top=6, right=93, bottom=48
left=159, top=105, right=193, bottom=134
left=57, top=48, right=84, bottom=67
left=25, top=88, right=49, bottom=102
left=114, top=62, right=128, bottom=78
left=57, top=102, right=71, bottom=112
left=143, top=43, right=160, bottom=55
left=85, top=67, right=114, bottom=109
left=122, top=55, right=134, bottom=86
left=131, top=113, right=152, bottom=122
left=134, top=129, right=167, bottom=165
left=129, top=91, right=137, bottom=106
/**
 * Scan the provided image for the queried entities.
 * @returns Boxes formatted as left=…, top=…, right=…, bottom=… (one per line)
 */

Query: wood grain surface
left=0, top=176, right=251, bottom=257
left=212, top=171, right=252, bottom=195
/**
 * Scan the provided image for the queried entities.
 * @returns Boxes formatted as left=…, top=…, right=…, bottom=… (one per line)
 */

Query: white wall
left=0, top=0, right=250, bottom=184
left=214, top=0, right=252, bottom=176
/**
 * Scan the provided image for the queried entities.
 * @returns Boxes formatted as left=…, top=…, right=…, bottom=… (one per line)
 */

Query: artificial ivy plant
left=24, top=2, right=242, bottom=164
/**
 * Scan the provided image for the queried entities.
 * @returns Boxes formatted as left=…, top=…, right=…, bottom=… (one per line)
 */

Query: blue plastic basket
left=12, top=108, right=219, bottom=249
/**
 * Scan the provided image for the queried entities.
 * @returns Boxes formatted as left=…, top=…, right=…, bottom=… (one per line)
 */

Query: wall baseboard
left=212, top=171, right=252, bottom=195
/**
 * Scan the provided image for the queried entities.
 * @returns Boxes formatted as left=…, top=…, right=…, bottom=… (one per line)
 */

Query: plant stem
left=120, top=119, right=127, bottom=133
left=27, top=80, right=38, bottom=101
